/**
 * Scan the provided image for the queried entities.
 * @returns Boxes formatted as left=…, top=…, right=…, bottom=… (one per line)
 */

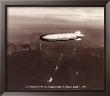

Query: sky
left=8, top=7, right=104, bottom=22
left=7, top=7, right=104, bottom=47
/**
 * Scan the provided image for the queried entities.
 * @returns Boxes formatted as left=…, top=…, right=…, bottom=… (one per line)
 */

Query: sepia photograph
left=6, top=7, right=104, bottom=91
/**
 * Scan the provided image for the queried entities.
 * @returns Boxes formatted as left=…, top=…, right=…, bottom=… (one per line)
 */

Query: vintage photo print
left=7, top=7, right=104, bottom=90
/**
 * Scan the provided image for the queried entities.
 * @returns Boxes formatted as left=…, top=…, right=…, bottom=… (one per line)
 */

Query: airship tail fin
left=75, top=31, right=85, bottom=37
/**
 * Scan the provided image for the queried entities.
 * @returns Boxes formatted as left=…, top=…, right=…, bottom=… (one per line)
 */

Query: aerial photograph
left=7, top=7, right=104, bottom=90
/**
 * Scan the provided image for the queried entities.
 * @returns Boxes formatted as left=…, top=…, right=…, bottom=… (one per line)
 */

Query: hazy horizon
left=7, top=7, right=104, bottom=48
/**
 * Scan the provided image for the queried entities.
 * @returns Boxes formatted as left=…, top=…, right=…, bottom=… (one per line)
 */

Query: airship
left=40, top=31, right=85, bottom=41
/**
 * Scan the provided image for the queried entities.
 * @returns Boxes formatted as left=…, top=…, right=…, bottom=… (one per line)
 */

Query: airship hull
left=40, top=31, right=84, bottom=42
